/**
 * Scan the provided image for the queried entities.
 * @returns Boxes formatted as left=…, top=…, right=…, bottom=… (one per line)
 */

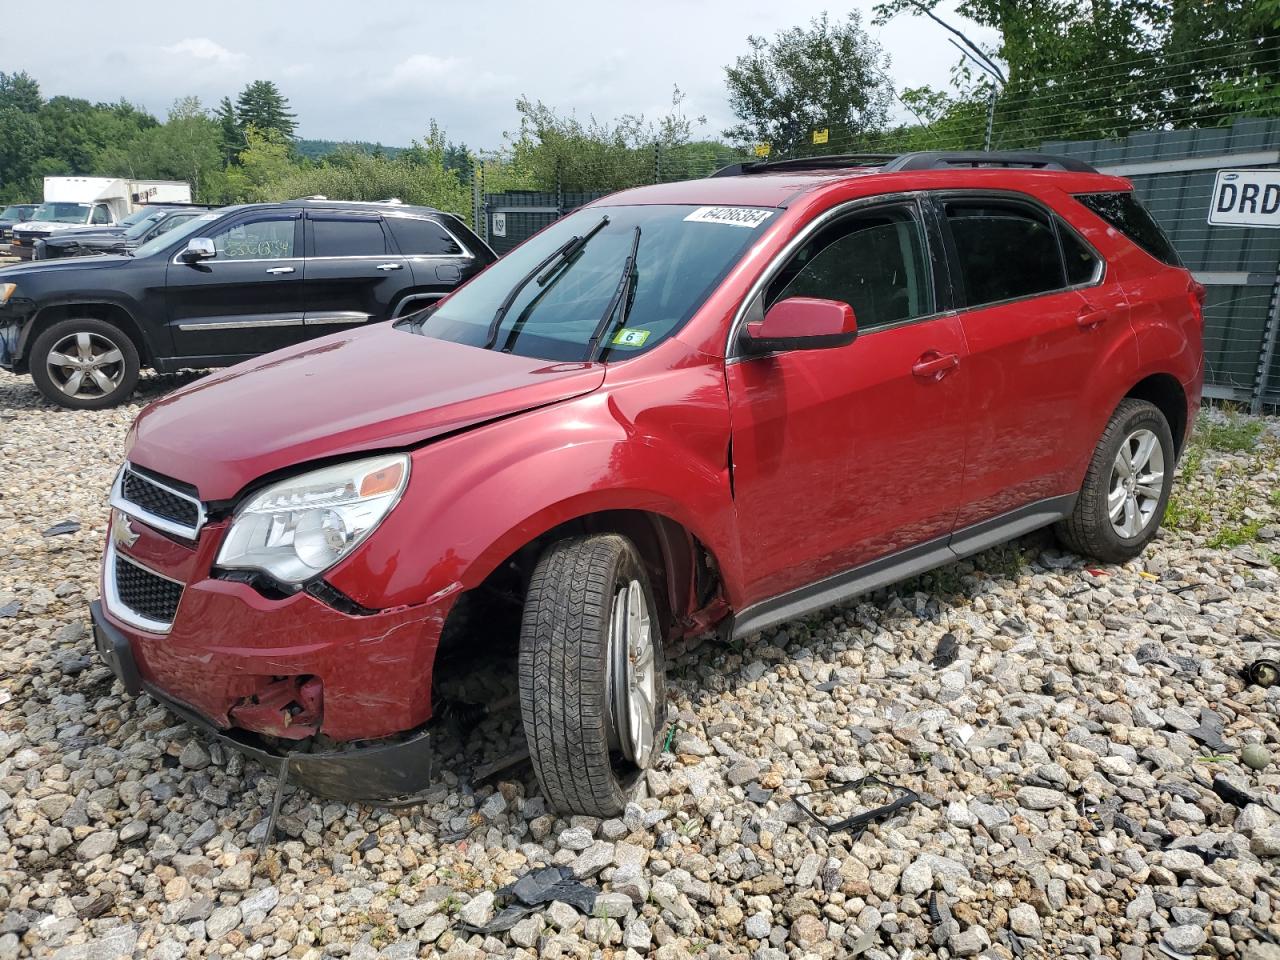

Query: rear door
left=935, top=193, right=1132, bottom=533
left=383, top=214, right=479, bottom=313
left=165, top=211, right=306, bottom=363
left=301, top=212, right=411, bottom=328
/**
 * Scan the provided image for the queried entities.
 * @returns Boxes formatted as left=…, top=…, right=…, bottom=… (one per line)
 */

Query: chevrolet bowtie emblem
left=111, top=511, right=140, bottom=549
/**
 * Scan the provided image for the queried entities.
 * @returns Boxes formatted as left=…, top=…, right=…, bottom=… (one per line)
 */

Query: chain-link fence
left=465, top=36, right=1280, bottom=409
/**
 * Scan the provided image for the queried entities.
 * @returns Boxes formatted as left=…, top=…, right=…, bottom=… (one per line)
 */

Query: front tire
left=30, top=318, right=140, bottom=409
left=519, top=535, right=666, bottom=816
left=1055, top=398, right=1175, bottom=563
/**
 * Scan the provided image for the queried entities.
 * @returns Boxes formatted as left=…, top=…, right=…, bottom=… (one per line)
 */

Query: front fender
left=326, top=366, right=744, bottom=610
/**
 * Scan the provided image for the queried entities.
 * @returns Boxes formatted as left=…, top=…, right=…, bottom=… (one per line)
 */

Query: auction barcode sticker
left=683, top=206, right=775, bottom=229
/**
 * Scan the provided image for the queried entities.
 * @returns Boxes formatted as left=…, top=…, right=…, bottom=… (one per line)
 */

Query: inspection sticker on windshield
left=611, top=328, right=651, bottom=348
left=683, top=206, right=774, bottom=229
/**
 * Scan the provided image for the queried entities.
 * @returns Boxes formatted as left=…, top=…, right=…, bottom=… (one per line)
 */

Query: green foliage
left=94, top=98, right=224, bottom=201
left=235, top=80, right=297, bottom=140
left=262, top=125, right=471, bottom=222
left=1196, top=416, right=1265, bottom=453
left=723, top=11, right=893, bottom=151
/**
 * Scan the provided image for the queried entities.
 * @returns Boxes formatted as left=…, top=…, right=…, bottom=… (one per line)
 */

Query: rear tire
left=30, top=317, right=140, bottom=410
left=519, top=535, right=666, bottom=817
left=1055, top=398, right=1175, bottom=563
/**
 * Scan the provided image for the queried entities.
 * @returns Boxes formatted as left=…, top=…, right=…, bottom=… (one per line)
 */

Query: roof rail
left=882, top=151, right=1099, bottom=174
left=710, top=154, right=896, bottom=178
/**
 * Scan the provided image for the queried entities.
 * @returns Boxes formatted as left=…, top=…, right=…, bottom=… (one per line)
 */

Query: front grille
left=114, top=553, right=183, bottom=625
left=122, top=469, right=200, bottom=529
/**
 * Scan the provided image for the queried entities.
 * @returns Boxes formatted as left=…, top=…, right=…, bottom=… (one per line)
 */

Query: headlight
left=0, top=283, right=15, bottom=304
left=216, top=454, right=409, bottom=585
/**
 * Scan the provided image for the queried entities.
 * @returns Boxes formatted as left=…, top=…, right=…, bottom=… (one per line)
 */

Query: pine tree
left=234, top=81, right=297, bottom=140
left=214, top=96, right=241, bottom=163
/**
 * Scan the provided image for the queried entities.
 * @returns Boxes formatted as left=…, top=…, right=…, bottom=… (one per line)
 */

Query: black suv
left=34, top=205, right=213, bottom=261
left=0, top=199, right=496, bottom=408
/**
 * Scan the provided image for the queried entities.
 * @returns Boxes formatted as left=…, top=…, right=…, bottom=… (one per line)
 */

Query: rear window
left=386, top=216, right=464, bottom=256
left=1075, top=191, right=1182, bottom=267
left=311, top=217, right=387, bottom=257
left=945, top=200, right=1066, bottom=306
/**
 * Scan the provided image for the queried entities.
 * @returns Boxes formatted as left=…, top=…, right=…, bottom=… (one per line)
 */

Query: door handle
left=266, top=266, right=295, bottom=275
left=912, top=351, right=960, bottom=380
left=1076, top=305, right=1109, bottom=328
left=375, top=262, right=403, bottom=271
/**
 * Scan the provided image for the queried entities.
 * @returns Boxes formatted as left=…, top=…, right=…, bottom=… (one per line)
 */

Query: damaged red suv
left=92, top=151, right=1203, bottom=816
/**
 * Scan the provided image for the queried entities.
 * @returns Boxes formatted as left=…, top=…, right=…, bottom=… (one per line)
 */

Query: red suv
left=91, top=151, right=1203, bottom=816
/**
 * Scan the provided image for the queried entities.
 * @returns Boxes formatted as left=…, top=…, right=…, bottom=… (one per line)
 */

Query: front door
left=726, top=200, right=970, bottom=605
left=166, top=211, right=305, bottom=364
left=301, top=213, right=410, bottom=329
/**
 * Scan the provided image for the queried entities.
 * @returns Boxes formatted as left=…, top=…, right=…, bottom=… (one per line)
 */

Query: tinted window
left=946, top=201, right=1064, bottom=306
left=91, top=205, right=111, bottom=225
left=1075, top=191, right=1182, bottom=266
left=766, top=206, right=933, bottom=329
left=213, top=217, right=296, bottom=259
left=1061, top=226, right=1101, bottom=285
left=386, top=216, right=463, bottom=256
left=312, top=217, right=387, bottom=257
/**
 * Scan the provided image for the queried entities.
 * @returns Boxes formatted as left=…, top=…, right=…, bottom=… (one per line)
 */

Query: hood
left=46, top=226, right=127, bottom=241
left=127, top=324, right=607, bottom=501
left=16, top=221, right=87, bottom=234
left=0, top=254, right=131, bottom=277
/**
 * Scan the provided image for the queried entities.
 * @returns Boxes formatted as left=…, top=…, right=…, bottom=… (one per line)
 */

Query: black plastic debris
left=460, top=866, right=598, bottom=935
left=1245, top=659, right=1279, bottom=688
left=1212, top=776, right=1259, bottom=809
left=814, top=679, right=839, bottom=693
left=793, top=775, right=920, bottom=838
left=1187, top=708, right=1229, bottom=753
left=931, top=632, right=959, bottom=668
left=42, top=520, right=81, bottom=537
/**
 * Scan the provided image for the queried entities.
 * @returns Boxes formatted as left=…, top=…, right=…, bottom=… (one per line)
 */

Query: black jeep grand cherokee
left=0, top=199, right=495, bottom=408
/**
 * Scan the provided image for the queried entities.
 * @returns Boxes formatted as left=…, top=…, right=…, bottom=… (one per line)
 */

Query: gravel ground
left=2, top=368, right=1280, bottom=960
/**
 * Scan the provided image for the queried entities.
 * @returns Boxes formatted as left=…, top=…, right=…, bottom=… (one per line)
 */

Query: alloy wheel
left=1108, top=427, right=1165, bottom=538
left=45, top=331, right=126, bottom=399
left=606, top=579, right=657, bottom=764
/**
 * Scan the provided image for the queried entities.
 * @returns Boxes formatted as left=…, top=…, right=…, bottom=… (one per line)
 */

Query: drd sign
left=1209, top=169, right=1280, bottom=228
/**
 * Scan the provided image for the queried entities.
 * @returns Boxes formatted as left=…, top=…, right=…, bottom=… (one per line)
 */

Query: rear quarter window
left=1074, top=191, right=1182, bottom=267
left=386, top=216, right=464, bottom=256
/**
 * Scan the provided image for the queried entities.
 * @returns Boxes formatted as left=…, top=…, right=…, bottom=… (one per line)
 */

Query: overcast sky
left=1, top=0, right=997, bottom=149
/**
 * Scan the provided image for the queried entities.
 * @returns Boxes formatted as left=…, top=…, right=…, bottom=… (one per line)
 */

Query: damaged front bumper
left=90, top=599, right=446, bottom=803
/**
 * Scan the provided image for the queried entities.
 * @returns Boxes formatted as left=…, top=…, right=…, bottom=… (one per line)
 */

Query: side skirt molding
left=729, top=494, right=1077, bottom=640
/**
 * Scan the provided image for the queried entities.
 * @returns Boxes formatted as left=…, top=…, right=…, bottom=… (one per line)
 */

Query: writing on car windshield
left=413, top=204, right=772, bottom=362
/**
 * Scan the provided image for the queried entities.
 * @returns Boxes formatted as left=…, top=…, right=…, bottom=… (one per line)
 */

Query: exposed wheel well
left=1125, top=374, right=1187, bottom=457
left=433, top=510, right=722, bottom=692
left=28, top=304, right=150, bottom=367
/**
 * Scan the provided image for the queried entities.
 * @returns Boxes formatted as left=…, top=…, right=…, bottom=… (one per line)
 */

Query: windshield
left=132, top=211, right=219, bottom=258
left=414, top=204, right=773, bottom=362
left=124, top=211, right=169, bottom=239
left=32, top=202, right=92, bottom=224
left=119, top=208, right=157, bottom=227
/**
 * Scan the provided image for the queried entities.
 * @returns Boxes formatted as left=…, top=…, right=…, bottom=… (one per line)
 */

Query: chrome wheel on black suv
left=1056, top=399, right=1176, bottom=562
left=30, top=318, right=140, bottom=410
left=519, top=535, right=667, bottom=816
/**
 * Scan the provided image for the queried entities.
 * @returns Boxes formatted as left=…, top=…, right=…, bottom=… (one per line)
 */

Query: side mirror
left=741, top=297, right=858, bottom=354
left=181, top=238, right=216, bottom=262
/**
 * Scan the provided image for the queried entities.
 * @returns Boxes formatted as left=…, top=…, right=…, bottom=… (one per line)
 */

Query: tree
left=95, top=98, right=223, bottom=201
left=722, top=12, right=893, bottom=152
left=235, top=80, right=297, bottom=140
left=214, top=96, right=242, bottom=163
left=0, top=71, right=41, bottom=114
left=0, top=108, right=46, bottom=200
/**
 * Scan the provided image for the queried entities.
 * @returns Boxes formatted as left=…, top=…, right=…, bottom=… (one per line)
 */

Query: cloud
left=163, top=38, right=247, bottom=66
left=385, top=54, right=467, bottom=89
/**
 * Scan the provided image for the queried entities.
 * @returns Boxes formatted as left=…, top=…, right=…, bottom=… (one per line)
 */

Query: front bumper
left=91, top=598, right=448, bottom=802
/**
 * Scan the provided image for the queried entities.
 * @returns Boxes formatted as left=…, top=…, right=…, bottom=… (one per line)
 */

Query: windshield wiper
left=586, top=225, right=641, bottom=362
left=482, top=215, right=610, bottom=349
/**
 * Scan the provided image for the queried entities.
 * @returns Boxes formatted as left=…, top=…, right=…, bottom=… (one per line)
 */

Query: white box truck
left=8, top=177, right=193, bottom=259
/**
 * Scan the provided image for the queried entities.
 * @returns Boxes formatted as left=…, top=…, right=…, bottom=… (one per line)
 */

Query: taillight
left=1188, top=278, right=1206, bottom=326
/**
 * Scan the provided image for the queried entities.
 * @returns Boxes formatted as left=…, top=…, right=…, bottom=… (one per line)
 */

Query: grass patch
left=1207, top=519, right=1266, bottom=549
left=1196, top=416, right=1264, bottom=453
